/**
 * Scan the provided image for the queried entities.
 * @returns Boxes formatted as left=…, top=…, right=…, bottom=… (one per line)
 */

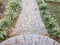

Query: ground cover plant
left=0, top=0, right=21, bottom=42
left=46, top=3, right=60, bottom=27
left=37, top=0, right=60, bottom=42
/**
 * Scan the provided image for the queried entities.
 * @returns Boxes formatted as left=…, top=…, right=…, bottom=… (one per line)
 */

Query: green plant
left=0, top=0, right=2, bottom=5
left=39, top=3, right=48, bottom=10
left=36, top=0, right=44, bottom=4
left=0, top=0, right=21, bottom=42
left=37, top=0, right=60, bottom=40
left=0, top=19, right=8, bottom=42
left=4, top=0, right=21, bottom=26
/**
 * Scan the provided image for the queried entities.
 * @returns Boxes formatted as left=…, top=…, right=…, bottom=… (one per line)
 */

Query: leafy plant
left=36, top=0, right=44, bottom=4
left=37, top=0, right=60, bottom=40
left=0, top=0, right=2, bottom=5
left=0, top=0, right=21, bottom=42
left=39, top=3, right=48, bottom=10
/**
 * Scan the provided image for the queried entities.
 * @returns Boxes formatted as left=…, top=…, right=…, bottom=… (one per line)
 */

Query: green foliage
left=0, top=0, right=21, bottom=42
left=36, top=0, right=44, bottom=4
left=37, top=0, right=60, bottom=39
left=4, top=0, right=21, bottom=26
left=0, top=0, right=2, bottom=5
left=39, top=3, right=48, bottom=10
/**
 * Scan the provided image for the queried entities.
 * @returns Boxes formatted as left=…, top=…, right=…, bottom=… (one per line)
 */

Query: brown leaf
left=14, top=39, right=19, bottom=44
left=44, top=34, right=50, bottom=37
left=8, top=33, right=17, bottom=37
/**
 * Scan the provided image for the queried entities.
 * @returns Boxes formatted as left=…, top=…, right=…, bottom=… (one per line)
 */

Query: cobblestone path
left=11, top=0, right=47, bottom=35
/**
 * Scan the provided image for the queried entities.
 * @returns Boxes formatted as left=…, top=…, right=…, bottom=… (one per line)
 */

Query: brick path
left=0, top=0, right=60, bottom=45
left=11, top=0, right=47, bottom=35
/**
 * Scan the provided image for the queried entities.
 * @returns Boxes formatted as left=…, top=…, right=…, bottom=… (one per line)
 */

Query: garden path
left=11, top=0, right=47, bottom=35
left=0, top=0, right=60, bottom=45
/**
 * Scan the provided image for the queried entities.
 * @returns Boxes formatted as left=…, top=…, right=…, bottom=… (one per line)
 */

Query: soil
left=0, top=0, right=7, bottom=19
left=45, top=1, right=60, bottom=43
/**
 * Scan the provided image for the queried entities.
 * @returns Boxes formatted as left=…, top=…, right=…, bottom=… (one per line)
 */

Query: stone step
left=0, top=34, right=60, bottom=45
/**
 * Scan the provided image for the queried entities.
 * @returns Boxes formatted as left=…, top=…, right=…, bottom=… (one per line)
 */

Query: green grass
left=0, top=0, right=21, bottom=42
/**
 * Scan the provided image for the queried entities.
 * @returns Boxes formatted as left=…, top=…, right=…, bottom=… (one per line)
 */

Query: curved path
left=11, top=0, right=47, bottom=35
left=0, top=34, right=60, bottom=45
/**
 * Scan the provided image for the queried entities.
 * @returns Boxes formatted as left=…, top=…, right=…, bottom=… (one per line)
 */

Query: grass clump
left=0, top=0, right=21, bottom=42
